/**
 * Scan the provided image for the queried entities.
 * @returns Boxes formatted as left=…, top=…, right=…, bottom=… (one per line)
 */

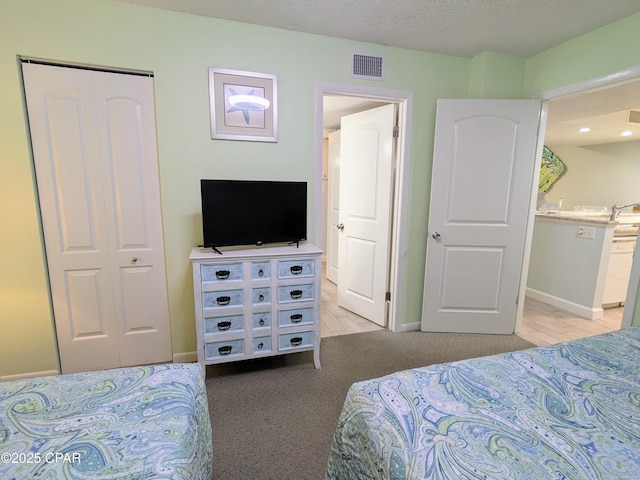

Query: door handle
left=337, top=223, right=345, bottom=231
left=431, top=231, right=441, bottom=240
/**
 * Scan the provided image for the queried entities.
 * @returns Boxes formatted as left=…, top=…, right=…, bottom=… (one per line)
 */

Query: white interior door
left=325, top=130, right=341, bottom=284
left=422, top=99, right=541, bottom=334
left=337, top=104, right=396, bottom=326
left=23, top=62, right=172, bottom=373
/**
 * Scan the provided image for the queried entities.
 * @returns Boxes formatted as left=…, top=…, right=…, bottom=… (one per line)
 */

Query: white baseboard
left=1, top=369, right=59, bottom=381
left=173, top=351, right=198, bottom=363
left=399, top=321, right=421, bottom=332
left=526, top=288, right=603, bottom=320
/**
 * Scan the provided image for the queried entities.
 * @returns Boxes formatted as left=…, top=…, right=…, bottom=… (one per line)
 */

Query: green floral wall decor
left=539, top=146, right=566, bottom=193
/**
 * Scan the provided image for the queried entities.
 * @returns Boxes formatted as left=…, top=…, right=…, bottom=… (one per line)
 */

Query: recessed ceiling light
left=621, top=130, right=633, bottom=137
left=579, top=127, right=591, bottom=133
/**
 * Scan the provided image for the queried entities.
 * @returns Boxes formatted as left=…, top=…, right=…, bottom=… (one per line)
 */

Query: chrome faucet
left=609, top=202, right=640, bottom=220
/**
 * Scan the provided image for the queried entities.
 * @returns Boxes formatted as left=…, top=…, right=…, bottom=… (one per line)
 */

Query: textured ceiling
left=120, top=0, right=640, bottom=57
left=545, top=80, right=640, bottom=146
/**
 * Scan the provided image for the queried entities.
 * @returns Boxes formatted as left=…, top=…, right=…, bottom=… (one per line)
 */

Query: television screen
left=201, top=179, right=307, bottom=249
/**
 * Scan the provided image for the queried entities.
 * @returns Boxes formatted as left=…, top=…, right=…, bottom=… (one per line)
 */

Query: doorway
left=522, top=68, right=640, bottom=336
left=314, top=82, right=414, bottom=333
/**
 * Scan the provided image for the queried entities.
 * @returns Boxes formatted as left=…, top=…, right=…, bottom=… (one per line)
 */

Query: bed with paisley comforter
left=327, top=327, right=640, bottom=480
left=0, top=363, right=212, bottom=480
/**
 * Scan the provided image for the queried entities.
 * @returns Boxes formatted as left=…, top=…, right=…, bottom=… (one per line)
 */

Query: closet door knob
left=431, top=232, right=441, bottom=240
left=337, top=223, right=345, bottom=231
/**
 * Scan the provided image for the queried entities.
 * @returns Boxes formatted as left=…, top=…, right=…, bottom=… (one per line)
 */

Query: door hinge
left=385, top=291, right=391, bottom=302
left=393, top=125, right=399, bottom=138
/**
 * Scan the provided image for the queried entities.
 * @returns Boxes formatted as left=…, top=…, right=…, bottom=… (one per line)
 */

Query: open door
left=422, top=99, right=541, bottom=334
left=337, top=104, right=396, bottom=327
left=325, top=130, right=340, bottom=284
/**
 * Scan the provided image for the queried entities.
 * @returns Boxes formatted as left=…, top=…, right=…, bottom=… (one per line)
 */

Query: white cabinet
left=190, top=244, right=322, bottom=369
left=602, top=236, right=636, bottom=306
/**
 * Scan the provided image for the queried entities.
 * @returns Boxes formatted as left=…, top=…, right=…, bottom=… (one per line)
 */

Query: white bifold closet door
left=23, top=62, right=172, bottom=373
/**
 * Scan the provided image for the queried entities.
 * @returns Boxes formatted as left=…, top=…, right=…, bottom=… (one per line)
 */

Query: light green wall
left=0, top=0, right=471, bottom=377
left=524, top=11, right=640, bottom=96
left=543, top=141, right=640, bottom=211
left=2, top=1, right=640, bottom=377
left=527, top=218, right=612, bottom=309
left=469, top=52, right=525, bottom=99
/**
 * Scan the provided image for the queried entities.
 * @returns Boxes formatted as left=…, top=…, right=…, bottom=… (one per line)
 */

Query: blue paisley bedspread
left=0, top=363, right=212, bottom=480
left=327, top=327, right=640, bottom=480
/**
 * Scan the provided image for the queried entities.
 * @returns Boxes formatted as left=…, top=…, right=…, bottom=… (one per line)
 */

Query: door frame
left=314, top=82, right=414, bottom=332
left=517, top=64, right=640, bottom=332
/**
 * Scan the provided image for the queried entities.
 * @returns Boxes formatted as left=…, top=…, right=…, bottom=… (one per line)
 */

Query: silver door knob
left=431, top=231, right=441, bottom=240
left=131, top=257, right=138, bottom=264
left=337, top=223, right=345, bottom=231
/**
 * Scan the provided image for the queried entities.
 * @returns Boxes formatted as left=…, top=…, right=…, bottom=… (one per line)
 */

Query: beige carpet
left=205, top=329, right=535, bottom=480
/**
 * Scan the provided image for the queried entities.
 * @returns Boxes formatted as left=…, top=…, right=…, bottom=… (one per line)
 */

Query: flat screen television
left=201, top=179, right=307, bottom=249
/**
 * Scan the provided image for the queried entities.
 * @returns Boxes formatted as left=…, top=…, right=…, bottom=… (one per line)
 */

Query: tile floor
left=320, top=272, right=624, bottom=347
left=320, top=274, right=384, bottom=337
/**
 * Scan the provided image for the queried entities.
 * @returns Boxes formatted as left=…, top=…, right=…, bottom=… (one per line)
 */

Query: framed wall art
left=208, top=68, right=278, bottom=142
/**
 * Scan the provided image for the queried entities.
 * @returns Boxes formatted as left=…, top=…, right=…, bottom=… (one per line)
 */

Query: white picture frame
left=208, top=68, right=278, bottom=142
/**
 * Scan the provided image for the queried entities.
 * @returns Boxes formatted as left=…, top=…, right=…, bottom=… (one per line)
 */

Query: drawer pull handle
left=290, top=265, right=303, bottom=275
left=217, top=321, right=231, bottom=331
left=290, top=289, right=303, bottom=299
left=258, top=294, right=265, bottom=302
left=259, top=318, right=265, bottom=326
left=216, top=296, right=231, bottom=306
left=257, top=342, right=264, bottom=349
left=218, top=345, right=233, bottom=355
left=215, top=270, right=230, bottom=280
left=290, top=313, right=303, bottom=323
left=290, top=337, right=303, bottom=346
left=258, top=268, right=265, bottom=277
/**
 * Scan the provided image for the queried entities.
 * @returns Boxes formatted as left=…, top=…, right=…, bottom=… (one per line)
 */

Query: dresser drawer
left=204, top=314, right=244, bottom=334
left=205, top=339, right=244, bottom=360
left=251, top=261, right=271, bottom=280
left=278, top=258, right=315, bottom=279
left=252, top=312, right=271, bottom=329
left=253, top=336, right=272, bottom=354
left=203, top=289, right=243, bottom=309
left=279, top=331, right=314, bottom=351
left=201, top=263, right=243, bottom=282
left=252, top=287, right=271, bottom=306
left=278, top=283, right=315, bottom=303
left=278, top=307, right=314, bottom=327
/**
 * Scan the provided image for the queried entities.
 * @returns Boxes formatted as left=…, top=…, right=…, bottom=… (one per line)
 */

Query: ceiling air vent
left=628, top=110, right=640, bottom=124
left=351, top=53, right=384, bottom=81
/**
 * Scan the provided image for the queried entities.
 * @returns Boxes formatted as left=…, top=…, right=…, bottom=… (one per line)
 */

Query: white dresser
left=190, top=244, right=322, bottom=369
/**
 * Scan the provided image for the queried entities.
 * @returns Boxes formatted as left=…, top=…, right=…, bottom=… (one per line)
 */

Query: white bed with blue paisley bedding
left=327, top=327, right=640, bottom=480
left=0, top=363, right=212, bottom=479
